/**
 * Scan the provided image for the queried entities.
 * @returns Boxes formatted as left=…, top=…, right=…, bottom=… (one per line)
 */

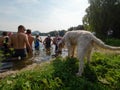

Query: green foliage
left=104, top=38, right=120, bottom=46
left=0, top=48, right=15, bottom=66
left=67, top=25, right=84, bottom=31
left=0, top=50, right=4, bottom=66
left=52, top=57, right=79, bottom=84
left=1, top=53, right=120, bottom=90
left=0, top=50, right=4, bottom=61
left=0, top=62, right=63, bottom=90
left=91, top=52, right=120, bottom=89
left=83, top=0, right=120, bottom=38
left=83, top=64, right=98, bottom=82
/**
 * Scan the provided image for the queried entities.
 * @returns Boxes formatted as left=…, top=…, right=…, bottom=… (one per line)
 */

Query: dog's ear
left=57, top=40, right=63, bottom=49
left=58, top=40, right=62, bottom=47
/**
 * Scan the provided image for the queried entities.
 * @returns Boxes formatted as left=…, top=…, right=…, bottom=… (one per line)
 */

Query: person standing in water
left=26, top=29, right=34, bottom=56
left=10, top=25, right=32, bottom=60
left=43, top=34, right=52, bottom=55
left=34, top=34, right=42, bottom=55
left=53, top=32, right=62, bottom=56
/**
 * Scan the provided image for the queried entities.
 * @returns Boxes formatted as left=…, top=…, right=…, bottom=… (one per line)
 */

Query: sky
left=0, top=0, right=89, bottom=33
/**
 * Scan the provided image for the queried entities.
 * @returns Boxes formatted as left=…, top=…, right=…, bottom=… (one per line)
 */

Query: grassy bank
left=0, top=52, right=120, bottom=90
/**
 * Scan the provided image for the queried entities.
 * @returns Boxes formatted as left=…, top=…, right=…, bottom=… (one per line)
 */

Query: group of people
left=43, top=32, right=62, bottom=56
left=0, top=25, right=32, bottom=60
left=0, top=25, right=63, bottom=60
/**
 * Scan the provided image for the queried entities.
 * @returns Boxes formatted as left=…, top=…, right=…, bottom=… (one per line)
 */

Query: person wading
left=53, top=32, right=62, bottom=56
left=26, top=29, right=34, bottom=56
left=34, top=35, right=42, bottom=55
left=10, top=25, right=32, bottom=60
left=43, top=34, right=52, bottom=55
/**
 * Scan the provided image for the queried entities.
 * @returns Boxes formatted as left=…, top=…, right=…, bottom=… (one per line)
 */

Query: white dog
left=58, top=30, right=120, bottom=76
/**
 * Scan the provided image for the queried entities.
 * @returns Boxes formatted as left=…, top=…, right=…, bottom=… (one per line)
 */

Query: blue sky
left=0, top=0, right=89, bottom=33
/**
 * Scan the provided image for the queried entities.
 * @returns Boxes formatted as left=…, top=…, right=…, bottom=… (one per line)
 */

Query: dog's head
left=57, top=39, right=65, bottom=53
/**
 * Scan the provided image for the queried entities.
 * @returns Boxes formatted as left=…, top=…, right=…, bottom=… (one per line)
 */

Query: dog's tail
left=91, top=34, right=120, bottom=53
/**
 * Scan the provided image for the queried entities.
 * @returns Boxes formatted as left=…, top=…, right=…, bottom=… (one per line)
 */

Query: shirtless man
left=26, top=29, right=34, bottom=49
left=10, top=25, right=32, bottom=59
left=26, top=29, right=34, bottom=47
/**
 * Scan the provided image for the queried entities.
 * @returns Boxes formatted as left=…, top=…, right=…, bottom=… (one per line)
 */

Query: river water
left=0, top=36, right=68, bottom=73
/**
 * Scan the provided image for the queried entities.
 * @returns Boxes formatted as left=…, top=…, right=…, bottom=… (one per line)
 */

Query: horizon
left=0, top=0, right=89, bottom=33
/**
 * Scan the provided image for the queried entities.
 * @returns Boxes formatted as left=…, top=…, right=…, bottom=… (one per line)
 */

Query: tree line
left=83, top=0, right=120, bottom=39
left=34, top=24, right=84, bottom=37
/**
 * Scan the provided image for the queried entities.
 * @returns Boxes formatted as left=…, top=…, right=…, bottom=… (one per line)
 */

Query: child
left=34, top=35, right=42, bottom=55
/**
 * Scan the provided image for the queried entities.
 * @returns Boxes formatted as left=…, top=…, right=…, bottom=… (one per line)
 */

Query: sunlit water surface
left=0, top=36, right=68, bottom=73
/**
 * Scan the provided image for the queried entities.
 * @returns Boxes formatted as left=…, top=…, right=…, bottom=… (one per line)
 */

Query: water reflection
left=0, top=44, right=68, bottom=73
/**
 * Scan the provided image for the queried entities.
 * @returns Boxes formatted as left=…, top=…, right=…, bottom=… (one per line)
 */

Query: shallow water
left=0, top=44, right=68, bottom=73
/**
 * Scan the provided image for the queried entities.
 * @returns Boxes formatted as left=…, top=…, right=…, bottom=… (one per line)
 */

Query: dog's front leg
left=86, top=46, right=92, bottom=64
left=66, top=42, right=72, bottom=57
left=76, top=48, right=86, bottom=76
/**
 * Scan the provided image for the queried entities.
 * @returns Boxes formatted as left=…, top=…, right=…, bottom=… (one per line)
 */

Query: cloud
left=15, top=0, right=39, bottom=4
left=46, top=0, right=89, bottom=30
left=0, top=0, right=89, bottom=32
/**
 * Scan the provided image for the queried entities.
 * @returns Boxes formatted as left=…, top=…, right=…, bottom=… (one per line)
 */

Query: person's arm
left=9, top=36, right=13, bottom=48
left=52, top=37, right=57, bottom=45
left=38, top=37, right=42, bottom=42
left=43, top=38, right=46, bottom=45
left=51, top=38, right=53, bottom=42
left=50, top=38, right=53, bottom=45
left=25, top=35, right=32, bottom=54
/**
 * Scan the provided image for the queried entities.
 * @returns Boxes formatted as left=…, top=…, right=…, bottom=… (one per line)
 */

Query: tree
left=59, top=30, right=66, bottom=36
left=68, top=25, right=84, bottom=31
left=49, top=30, right=66, bottom=37
left=83, top=0, right=120, bottom=39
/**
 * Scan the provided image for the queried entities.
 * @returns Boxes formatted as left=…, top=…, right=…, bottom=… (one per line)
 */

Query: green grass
left=1, top=53, right=120, bottom=90
left=105, top=38, right=120, bottom=46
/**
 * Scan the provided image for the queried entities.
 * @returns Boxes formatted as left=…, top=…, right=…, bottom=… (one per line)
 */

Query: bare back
left=27, top=35, right=34, bottom=47
left=10, top=33, right=29, bottom=49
